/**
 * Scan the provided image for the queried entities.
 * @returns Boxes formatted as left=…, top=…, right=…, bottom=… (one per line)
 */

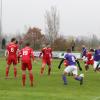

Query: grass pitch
left=0, top=58, right=100, bottom=100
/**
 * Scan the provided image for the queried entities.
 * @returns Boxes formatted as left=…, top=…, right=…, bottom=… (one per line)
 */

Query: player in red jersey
left=5, top=38, right=19, bottom=79
left=85, top=49, right=94, bottom=71
left=18, top=43, right=34, bottom=87
left=39, top=44, right=52, bottom=76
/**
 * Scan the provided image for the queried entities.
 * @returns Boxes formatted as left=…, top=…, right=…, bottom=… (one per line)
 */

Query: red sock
left=6, top=67, right=9, bottom=77
left=22, top=74, right=26, bottom=86
left=40, top=68, right=44, bottom=75
left=14, top=67, right=17, bottom=78
left=48, top=67, right=51, bottom=75
left=29, top=73, right=34, bottom=86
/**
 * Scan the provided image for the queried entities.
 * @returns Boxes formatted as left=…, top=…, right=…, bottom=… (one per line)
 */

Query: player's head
left=25, top=42, right=30, bottom=46
left=67, top=48, right=71, bottom=53
left=11, top=38, right=16, bottom=43
left=90, top=48, right=94, bottom=52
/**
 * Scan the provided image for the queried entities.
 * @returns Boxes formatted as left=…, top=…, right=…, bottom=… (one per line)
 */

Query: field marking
left=93, top=97, right=100, bottom=100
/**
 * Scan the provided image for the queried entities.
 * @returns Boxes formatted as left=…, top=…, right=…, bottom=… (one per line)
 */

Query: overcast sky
left=1, top=0, right=100, bottom=37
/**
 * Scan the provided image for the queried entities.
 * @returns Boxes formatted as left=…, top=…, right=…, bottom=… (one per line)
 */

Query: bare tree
left=45, top=6, right=60, bottom=45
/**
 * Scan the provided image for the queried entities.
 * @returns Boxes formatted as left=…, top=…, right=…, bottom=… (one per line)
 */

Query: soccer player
left=18, top=43, right=34, bottom=87
left=39, top=43, right=52, bottom=76
left=58, top=49, right=83, bottom=85
left=93, top=46, right=100, bottom=71
left=5, top=38, right=19, bottom=79
left=85, top=49, right=94, bottom=71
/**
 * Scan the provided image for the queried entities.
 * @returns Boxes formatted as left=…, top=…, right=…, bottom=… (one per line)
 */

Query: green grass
left=0, top=58, right=100, bottom=100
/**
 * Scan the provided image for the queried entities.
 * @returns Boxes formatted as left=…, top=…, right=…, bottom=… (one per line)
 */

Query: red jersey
left=19, top=46, right=34, bottom=63
left=39, top=47, right=52, bottom=60
left=86, top=52, right=93, bottom=61
left=86, top=52, right=94, bottom=65
left=6, top=42, right=18, bottom=58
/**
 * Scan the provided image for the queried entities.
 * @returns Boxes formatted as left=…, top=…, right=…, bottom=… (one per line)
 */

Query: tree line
left=0, top=6, right=100, bottom=51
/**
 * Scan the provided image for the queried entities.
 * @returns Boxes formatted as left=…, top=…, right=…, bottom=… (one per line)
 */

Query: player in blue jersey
left=58, top=49, right=83, bottom=85
left=93, top=46, right=100, bottom=71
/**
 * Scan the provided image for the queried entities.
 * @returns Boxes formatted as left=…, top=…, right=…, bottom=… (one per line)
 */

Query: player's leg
left=85, top=63, right=89, bottom=71
left=6, top=64, right=10, bottom=78
left=28, top=63, right=34, bottom=87
left=94, top=61, right=98, bottom=72
left=40, top=59, right=46, bottom=75
left=47, top=60, right=52, bottom=75
left=29, top=70, right=34, bottom=87
left=72, top=66, right=83, bottom=85
left=95, top=61, right=100, bottom=72
left=6, top=59, right=11, bottom=78
left=48, top=65, right=51, bottom=75
left=22, top=63, right=26, bottom=86
left=62, top=71, right=68, bottom=85
left=73, top=74, right=83, bottom=85
left=62, top=66, right=71, bottom=85
left=13, top=65, right=17, bottom=78
left=91, top=60, right=94, bottom=70
left=13, top=58, right=17, bottom=78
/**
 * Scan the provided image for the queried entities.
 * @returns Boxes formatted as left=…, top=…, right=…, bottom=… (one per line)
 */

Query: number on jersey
left=72, top=56, right=75, bottom=62
left=23, top=51, right=28, bottom=55
left=11, top=48, right=14, bottom=52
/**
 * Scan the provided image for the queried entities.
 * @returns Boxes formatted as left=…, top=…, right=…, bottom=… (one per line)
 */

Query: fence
left=0, top=50, right=81, bottom=59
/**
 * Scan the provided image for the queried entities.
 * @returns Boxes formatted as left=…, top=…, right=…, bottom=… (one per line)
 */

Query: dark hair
left=15, top=40, right=18, bottom=44
left=11, top=38, right=16, bottom=42
left=67, top=48, right=71, bottom=53
left=26, top=42, right=30, bottom=46
left=90, top=48, right=94, bottom=52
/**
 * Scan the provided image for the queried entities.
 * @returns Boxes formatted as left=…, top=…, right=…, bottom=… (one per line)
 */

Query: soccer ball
left=79, top=73, right=84, bottom=77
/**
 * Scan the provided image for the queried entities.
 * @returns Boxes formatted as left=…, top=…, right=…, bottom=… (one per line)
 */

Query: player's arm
left=31, top=50, right=34, bottom=61
left=31, top=51, right=37, bottom=63
left=76, top=59, right=82, bottom=71
left=39, top=49, right=43, bottom=58
left=5, top=50, right=8, bottom=60
left=58, top=58, right=64, bottom=69
left=39, top=52, right=42, bottom=58
left=5, top=45, right=9, bottom=60
left=50, top=49, right=53, bottom=58
left=50, top=49, right=53, bottom=61
left=90, top=56, right=94, bottom=60
left=5, top=50, right=8, bottom=57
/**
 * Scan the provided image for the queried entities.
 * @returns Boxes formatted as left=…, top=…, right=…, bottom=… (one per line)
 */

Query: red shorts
left=7, top=56, right=17, bottom=65
left=86, top=60, right=94, bottom=65
left=42, top=59, right=51, bottom=65
left=21, top=62, right=32, bottom=71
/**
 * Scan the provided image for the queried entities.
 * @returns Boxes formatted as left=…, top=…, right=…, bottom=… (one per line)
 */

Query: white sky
left=1, top=0, right=100, bottom=37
